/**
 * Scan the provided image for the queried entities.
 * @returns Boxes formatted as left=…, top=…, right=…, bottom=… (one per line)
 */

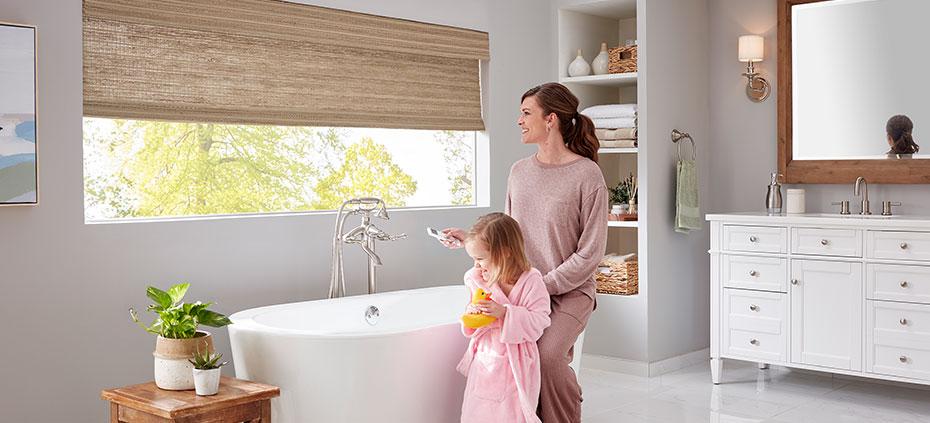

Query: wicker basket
left=608, top=45, right=637, bottom=74
left=595, top=258, right=638, bottom=295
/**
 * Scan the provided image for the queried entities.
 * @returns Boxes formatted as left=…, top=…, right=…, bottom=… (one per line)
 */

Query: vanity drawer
left=868, top=231, right=930, bottom=261
left=723, top=289, right=787, bottom=362
left=867, top=301, right=930, bottom=381
left=791, top=227, right=862, bottom=257
left=867, top=264, right=930, bottom=304
left=722, top=255, right=787, bottom=292
left=723, top=225, right=787, bottom=254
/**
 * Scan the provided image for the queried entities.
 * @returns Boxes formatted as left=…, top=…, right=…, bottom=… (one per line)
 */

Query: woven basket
left=608, top=45, right=637, bottom=74
left=595, top=258, right=639, bottom=295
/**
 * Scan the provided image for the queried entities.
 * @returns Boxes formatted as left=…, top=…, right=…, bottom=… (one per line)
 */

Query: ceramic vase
left=568, top=49, right=591, bottom=77
left=592, top=42, right=609, bottom=75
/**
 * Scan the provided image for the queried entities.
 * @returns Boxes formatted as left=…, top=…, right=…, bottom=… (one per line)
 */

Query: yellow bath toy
left=462, top=288, right=497, bottom=329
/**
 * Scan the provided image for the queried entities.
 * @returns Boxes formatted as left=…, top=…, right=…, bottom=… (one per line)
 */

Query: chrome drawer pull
left=900, top=318, right=908, bottom=326
left=749, top=304, right=759, bottom=311
left=899, top=355, right=908, bottom=363
left=749, top=270, right=758, bottom=277
left=791, top=279, right=800, bottom=285
left=750, top=339, right=760, bottom=346
left=901, top=242, right=909, bottom=250
left=820, top=239, right=829, bottom=246
left=901, top=281, right=909, bottom=288
left=749, top=236, right=758, bottom=243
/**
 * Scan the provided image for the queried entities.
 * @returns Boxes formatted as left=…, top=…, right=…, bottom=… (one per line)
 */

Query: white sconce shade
left=738, top=35, right=764, bottom=62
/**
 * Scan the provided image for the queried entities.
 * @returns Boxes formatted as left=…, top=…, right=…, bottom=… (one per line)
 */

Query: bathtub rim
left=228, top=284, right=466, bottom=340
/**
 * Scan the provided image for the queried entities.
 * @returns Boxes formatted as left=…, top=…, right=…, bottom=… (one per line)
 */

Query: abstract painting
left=0, top=23, right=37, bottom=205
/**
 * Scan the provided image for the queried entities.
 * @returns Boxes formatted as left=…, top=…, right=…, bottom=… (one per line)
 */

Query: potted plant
left=189, top=346, right=228, bottom=396
left=130, top=282, right=231, bottom=390
left=609, top=180, right=630, bottom=210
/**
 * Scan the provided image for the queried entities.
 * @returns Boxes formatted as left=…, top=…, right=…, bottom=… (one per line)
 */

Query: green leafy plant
left=189, top=345, right=228, bottom=370
left=609, top=181, right=630, bottom=205
left=129, top=283, right=232, bottom=339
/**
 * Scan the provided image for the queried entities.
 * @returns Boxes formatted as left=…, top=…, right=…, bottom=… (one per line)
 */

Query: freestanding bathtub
left=228, top=285, right=468, bottom=423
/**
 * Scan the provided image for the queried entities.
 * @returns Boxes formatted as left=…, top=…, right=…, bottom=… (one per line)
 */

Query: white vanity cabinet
left=708, top=213, right=930, bottom=387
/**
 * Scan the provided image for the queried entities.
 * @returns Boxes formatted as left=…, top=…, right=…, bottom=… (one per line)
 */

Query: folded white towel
left=592, top=117, right=637, bottom=129
left=581, top=104, right=637, bottom=119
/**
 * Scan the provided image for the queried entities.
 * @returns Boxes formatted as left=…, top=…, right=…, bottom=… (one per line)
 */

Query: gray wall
left=0, top=0, right=552, bottom=420
left=707, top=0, right=930, bottom=215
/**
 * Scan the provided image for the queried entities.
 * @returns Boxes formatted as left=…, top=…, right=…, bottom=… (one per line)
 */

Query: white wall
left=707, top=0, right=930, bottom=217
left=0, top=0, right=551, bottom=420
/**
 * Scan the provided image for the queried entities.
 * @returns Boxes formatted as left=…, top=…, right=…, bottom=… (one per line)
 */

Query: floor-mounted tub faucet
left=329, top=197, right=406, bottom=298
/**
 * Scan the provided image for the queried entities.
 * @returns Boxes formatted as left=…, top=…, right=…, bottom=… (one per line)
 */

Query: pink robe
left=457, top=267, right=552, bottom=423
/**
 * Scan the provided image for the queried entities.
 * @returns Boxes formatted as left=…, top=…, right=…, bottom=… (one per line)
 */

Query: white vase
left=592, top=43, right=609, bottom=75
left=193, top=368, right=222, bottom=396
left=153, top=331, right=213, bottom=390
left=568, top=49, right=591, bottom=77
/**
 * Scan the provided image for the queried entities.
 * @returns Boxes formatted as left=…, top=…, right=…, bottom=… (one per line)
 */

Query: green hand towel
left=675, top=159, right=701, bottom=234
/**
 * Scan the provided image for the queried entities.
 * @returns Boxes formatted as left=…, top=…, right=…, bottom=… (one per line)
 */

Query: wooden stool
left=101, top=377, right=280, bottom=422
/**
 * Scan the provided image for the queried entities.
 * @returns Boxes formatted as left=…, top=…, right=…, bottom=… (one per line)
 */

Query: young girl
left=456, top=213, right=551, bottom=423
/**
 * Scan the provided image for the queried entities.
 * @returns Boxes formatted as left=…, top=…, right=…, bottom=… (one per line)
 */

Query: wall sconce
left=739, top=35, right=770, bottom=102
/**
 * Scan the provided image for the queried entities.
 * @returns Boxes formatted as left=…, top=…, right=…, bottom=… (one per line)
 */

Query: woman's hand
left=465, top=303, right=481, bottom=314
left=440, top=227, right=466, bottom=249
left=475, top=299, right=507, bottom=319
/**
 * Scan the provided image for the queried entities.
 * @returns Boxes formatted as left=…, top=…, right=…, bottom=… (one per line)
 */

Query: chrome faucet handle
left=831, top=200, right=851, bottom=215
left=375, top=232, right=407, bottom=242
left=882, top=201, right=902, bottom=216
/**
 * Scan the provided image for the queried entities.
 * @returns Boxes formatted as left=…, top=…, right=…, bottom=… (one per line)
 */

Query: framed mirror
left=778, top=0, right=930, bottom=183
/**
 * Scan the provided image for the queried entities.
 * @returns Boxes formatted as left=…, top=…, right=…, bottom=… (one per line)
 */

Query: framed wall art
left=0, top=22, right=37, bottom=205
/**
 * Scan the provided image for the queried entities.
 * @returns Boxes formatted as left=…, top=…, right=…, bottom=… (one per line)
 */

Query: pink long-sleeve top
left=505, top=154, right=609, bottom=299
left=457, top=267, right=552, bottom=423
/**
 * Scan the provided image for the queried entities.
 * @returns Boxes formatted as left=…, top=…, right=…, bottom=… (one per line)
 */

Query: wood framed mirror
left=778, top=0, right=930, bottom=184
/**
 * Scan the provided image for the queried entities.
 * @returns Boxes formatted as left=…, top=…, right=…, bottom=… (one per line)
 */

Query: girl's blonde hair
left=467, top=212, right=531, bottom=286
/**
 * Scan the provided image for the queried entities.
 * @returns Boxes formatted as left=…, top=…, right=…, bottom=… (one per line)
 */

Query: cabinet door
left=790, top=259, right=863, bottom=371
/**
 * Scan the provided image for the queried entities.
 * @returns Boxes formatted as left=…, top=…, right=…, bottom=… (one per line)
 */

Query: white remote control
left=427, top=227, right=461, bottom=246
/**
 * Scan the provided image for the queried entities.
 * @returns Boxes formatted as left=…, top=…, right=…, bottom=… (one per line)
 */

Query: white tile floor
left=580, top=359, right=930, bottom=422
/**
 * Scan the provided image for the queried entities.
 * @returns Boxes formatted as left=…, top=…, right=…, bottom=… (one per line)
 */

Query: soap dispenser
left=765, top=172, right=784, bottom=215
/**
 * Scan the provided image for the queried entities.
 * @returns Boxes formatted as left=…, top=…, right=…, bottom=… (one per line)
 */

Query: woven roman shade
left=83, top=0, right=489, bottom=130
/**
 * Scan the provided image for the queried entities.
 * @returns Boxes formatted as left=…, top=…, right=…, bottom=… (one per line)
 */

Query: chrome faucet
left=854, top=176, right=871, bottom=215
left=329, top=198, right=406, bottom=298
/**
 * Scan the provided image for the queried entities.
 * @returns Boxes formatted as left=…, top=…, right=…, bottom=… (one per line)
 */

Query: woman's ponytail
left=567, top=112, right=600, bottom=164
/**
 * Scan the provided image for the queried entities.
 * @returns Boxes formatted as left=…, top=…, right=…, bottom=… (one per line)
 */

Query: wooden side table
left=101, top=377, right=280, bottom=422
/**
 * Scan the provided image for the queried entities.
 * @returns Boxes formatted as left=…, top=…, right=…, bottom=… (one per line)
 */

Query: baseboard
left=582, top=348, right=710, bottom=377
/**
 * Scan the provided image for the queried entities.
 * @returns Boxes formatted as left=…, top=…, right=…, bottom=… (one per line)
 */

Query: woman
left=443, top=82, right=607, bottom=422
left=886, top=114, right=919, bottom=157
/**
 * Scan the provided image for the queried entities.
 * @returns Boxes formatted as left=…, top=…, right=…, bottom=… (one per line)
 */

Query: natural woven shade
left=83, top=0, right=489, bottom=130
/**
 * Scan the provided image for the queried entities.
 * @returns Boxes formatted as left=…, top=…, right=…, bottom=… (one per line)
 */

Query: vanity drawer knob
left=749, top=236, right=758, bottom=243
left=791, top=279, right=800, bottom=285
left=749, top=270, right=759, bottom=277
left=901, top=281, right=909, bottom=288
left=901, top=242, right=909, bottom=250
left=820, top=239, right=829, bottom=246
left=900, top=355, right=909, bottom=363
left=750, top=339, right=760, bottom=346
left=900, top=318, right=909, bottom=326
left=750, top=304, right=759, bottom=312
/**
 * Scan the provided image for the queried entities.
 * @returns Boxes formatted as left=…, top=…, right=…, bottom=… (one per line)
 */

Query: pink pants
left=536, top=290, right=595, bottom=423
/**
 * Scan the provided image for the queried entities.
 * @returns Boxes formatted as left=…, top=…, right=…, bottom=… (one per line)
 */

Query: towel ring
left=671, top=129, right=696, bottom=161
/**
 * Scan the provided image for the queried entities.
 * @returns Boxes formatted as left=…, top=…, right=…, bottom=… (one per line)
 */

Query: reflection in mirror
left=791, top=0, right=927, bottom=160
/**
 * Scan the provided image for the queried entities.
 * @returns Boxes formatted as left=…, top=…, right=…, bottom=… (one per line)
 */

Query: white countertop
left=705, top=212, right=930, bottom=229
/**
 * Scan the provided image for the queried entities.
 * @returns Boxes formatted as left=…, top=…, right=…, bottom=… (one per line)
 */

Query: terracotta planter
left=153, top=331, right=214, bottom=390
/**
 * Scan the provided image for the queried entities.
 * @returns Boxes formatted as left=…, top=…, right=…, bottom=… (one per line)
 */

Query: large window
left=83, top=119, right=476, bottom=221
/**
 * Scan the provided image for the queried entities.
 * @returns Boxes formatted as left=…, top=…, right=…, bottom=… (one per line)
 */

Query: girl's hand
left=440, top=228, right=466, bottom=249
left=465, top=303, right=481, bottom=314
left=475, top=299, right=507, bottom=319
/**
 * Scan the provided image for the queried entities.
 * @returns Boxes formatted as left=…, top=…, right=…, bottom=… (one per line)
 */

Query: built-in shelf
left=608, top=220, right=638, bottom=228
left=559, top=72, right=637, bottom=87
left=599, top=147, right=638, bottom=154
left=596, top=292, right=639, bottom=299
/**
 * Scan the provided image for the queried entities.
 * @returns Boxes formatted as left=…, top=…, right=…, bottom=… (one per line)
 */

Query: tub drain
left=365, top=305, right=380, bottom=326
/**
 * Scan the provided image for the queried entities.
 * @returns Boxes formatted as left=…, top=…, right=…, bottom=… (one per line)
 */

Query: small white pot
left=193, top=368, right=222, bottom=396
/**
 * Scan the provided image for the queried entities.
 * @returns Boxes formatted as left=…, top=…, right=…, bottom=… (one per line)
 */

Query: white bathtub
left=228, top=285, right=469, bottom=423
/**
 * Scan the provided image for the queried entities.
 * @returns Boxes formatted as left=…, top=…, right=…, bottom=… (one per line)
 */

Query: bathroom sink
left=798, top=213, right=894, bottom=219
